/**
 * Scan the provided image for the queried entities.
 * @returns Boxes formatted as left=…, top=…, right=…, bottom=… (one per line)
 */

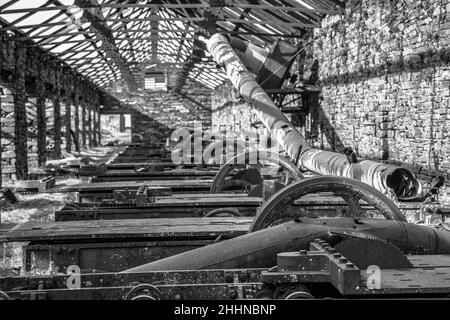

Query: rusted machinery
left=206, top=34, right=422, bottom=201
left=1, top=30, right=449, bottom=300
left=1, top=217, right=252, bottom=274
left=1, top=173, right=450, bottom=300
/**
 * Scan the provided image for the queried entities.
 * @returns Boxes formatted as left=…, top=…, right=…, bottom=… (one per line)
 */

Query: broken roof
left=0, top=0, right=345, bottom=91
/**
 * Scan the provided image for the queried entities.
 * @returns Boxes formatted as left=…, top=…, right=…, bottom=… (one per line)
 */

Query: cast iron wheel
left=204, top=208, right=243, bottom=217
left=250, top=177, right=406, bottom=232
left=210, top=151, right=303, bottom=194
left=123, top=284, right=161, bottom=300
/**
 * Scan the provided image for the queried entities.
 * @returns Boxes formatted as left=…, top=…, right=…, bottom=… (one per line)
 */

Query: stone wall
left=212, top=0, right=450, bottom=200
left=0, top=87, right=15, bottom=178
left=105, top=79, right=213, bottom=146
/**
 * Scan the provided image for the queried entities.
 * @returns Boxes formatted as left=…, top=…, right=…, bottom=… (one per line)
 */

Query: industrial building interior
left=1, top=0, right=450, bottom=302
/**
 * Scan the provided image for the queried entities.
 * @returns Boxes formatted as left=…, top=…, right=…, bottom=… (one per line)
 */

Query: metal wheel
left=210, top=151, right=303, bottom=194
left=274, top=284, right=314, bottom=300
left=250, top=177, right=406, bottom=233
left=123, top=284, right=161, bottom=301
left=204, top=208, right=243, bottom=217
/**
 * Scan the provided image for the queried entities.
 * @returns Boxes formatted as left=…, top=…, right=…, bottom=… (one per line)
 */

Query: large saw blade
left=334, top=238, right=413, bottom=269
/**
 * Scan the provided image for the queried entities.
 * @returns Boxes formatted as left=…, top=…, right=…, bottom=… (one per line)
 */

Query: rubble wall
left=212, top=0, right=450, bottom=200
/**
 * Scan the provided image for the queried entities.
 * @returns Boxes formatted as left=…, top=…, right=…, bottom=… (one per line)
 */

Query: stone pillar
left=88, top=103, right=93, bottom=148
left=54, top=91, right=62, bottom=159
left=36, top=78, right=47, bottom=167
left=64, top=96, right=72, bottom=153
left=13, top=45, right=28, bottom=179
left=0, top=88, right=3, bottom=186
left=81, top=102, right=87, bottom=148
left=97, top=106, right=102, bottom=146
left=74, top=98, right=80, bottom=152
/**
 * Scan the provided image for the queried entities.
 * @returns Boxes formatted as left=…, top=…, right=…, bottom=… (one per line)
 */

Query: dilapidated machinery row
left=2, top=34, right=450, bottom=300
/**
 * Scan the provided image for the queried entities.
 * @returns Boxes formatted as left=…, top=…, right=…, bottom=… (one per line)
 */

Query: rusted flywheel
left=250, top=176, right=406, bottom=232
left=210, top=151, right=303, bottom=194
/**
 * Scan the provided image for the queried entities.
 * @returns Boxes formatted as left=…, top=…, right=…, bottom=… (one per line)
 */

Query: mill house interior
left=1, top=0, right=450, bottom=302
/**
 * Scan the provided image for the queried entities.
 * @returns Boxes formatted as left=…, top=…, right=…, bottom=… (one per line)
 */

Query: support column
left=64, top=96, right=72, bottom=153
left=13, top=45, right=28, bottom=179
left=36, top=78, right=47, bottom=167
left=0, top=88, right=3, bottom=187
left=74, top=97, right=80, bottom=153
left=88, top=103, right=93, bottom=148
left=97, top=106, right=102, bottom=146
left=92, top=105, right=98, bottom=147
left=54, top=91, right=62, bottom=159
left=119, top=113, right=126, bottom=133
left=81, top=102, right=87, bottom=148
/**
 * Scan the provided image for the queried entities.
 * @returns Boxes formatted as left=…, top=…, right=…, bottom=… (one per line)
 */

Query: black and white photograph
left=0, top=0, right=449, bottom=312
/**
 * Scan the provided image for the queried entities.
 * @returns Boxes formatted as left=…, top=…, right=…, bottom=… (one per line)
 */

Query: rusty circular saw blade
left=334, top=238, right=413, bottom=270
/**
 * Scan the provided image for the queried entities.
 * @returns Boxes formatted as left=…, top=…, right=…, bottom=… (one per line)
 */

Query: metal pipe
left=207, top=34, right=422, bottom=200
left=123, top=218, right=450, bottom=273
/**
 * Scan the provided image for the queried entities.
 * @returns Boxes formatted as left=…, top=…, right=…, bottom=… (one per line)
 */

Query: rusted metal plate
left=106, top=163, right=218, bottom=170
left=23, top=240, right=215, bottom=273
left=44, top=180, right=214, bottom=194
left=3, top=283, right=263, bottom=300
left=263, top=241, right=450, bottom=296
left=409, top=255, right=450, bottom=268
left=92, top=169, right=219, bottom=182
left=359, top=268, right=450, bottom=294
left=1, top=218, right=252, bottom=243
left=0, top=269, right=264, bottom=292
left=55, top=196, right=262, bottom=221
left=0, top=268, right=264, bottom=300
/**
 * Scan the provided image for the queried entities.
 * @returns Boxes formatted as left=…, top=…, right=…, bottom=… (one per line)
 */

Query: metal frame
left=0, top=0, right=345, bottom=90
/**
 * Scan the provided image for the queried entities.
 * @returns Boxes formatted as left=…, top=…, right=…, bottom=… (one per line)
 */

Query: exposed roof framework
left=0, top=0, right=345, bottom=91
